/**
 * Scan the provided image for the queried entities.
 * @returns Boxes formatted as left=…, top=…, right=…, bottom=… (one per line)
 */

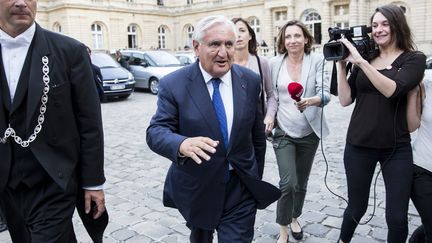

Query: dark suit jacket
left=0, top=23, right=107, bottom=239
left=146, top=61, right=280, bottom=230
left=91, top=63, right=104, bottom=96
left=0, top=24, right=105, bottom=191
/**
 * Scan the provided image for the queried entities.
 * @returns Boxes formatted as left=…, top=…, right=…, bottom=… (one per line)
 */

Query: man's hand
left=84, top=190, right=106, bottom=219
left=179, top=137, right=218, bottom=164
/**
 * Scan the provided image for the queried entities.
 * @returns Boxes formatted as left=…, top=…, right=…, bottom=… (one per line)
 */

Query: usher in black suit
left=0, top=23, right=105, bottom=242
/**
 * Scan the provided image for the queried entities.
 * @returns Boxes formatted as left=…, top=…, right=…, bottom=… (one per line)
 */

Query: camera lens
left=323, top=42, right=349, bottom=61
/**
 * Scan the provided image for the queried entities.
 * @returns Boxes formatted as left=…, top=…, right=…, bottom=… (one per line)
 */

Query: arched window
left=184, top=24, right=194, bottom=49
left=158, top=26, right=167, bottom=49
left=53, top=22, right=62, bottom=33
left=302, top=9, right=322, bottom=45
left=128, top=24, right=138, bottom=48
left=248, top=17, right=261, bottom=42
left=91, top=23, right=104, bottom=49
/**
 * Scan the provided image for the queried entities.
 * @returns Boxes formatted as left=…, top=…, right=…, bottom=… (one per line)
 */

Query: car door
left=127, top=52, right=152, bottom=89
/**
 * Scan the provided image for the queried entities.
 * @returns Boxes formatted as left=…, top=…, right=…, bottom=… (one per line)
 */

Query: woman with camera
left=269, top=20, right=330, bottom=243
left=335, top=4, right=426, bottom=243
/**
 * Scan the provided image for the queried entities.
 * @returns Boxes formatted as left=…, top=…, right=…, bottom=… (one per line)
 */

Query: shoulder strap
left=255, top=55, right=265, bottom=114
left=256, top=55, right=263, bottom=81
left=330, top=61, right=353, bottom=96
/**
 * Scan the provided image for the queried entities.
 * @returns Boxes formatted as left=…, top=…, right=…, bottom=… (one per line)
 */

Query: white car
left=425, top=55, right=432, bottom=82
left=175, top=53, right=196, bottom=66
left=120, top=50, right=182, bottom=95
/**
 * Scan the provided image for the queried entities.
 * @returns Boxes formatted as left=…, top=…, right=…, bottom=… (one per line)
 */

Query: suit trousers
left=272, top=128, right=320, bottom=225
left=0, top=176, right=78, bottom=243
left=188, top=172, right=257, bottom=243
left=411, top=165, right=432, bottom=243
left=0, top=208, right=6, bottom=232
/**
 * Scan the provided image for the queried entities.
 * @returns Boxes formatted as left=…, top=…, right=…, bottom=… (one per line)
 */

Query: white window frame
left=91, top=23, right=103, bottom=49
left=128, top=25, right=138, bottom=48
left=158, top=26, right=167, bottom=49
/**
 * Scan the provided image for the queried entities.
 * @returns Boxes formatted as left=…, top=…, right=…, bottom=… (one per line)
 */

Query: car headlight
left=128, top=72, right=134, bottom=81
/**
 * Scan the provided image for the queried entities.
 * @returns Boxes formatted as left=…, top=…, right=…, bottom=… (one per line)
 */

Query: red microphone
left=288, top=82, right=304, bottom=102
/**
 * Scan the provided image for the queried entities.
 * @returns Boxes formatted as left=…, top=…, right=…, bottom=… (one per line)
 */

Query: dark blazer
left=146, top=61, right=280, bottom=230
left=0, top=23, right=105, bottom=189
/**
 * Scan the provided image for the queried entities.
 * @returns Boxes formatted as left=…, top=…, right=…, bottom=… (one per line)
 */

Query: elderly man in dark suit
left=0, top=0, right=106, bottom=242
left=146, top=15, right=280, bottom=243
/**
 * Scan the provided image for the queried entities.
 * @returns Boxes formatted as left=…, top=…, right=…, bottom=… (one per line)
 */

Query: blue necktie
left=211, top=78, right=230, bottom=182
left=211, top=78, right=228, bottom=150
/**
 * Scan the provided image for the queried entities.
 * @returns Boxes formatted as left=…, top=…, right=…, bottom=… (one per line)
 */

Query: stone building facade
left=36, top=0, right=432, bottom=56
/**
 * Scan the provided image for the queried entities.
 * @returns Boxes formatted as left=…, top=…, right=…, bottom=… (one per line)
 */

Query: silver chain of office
left=0, top=56, right=50, bottom=147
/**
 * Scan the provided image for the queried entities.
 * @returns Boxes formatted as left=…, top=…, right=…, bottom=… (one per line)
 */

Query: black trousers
left=339, top=143, right=413, bottom=243
left=411, top=165, right=432, bottom=243
left=0, top=208, right=6, bottom=232
left=188, top=172, right=257, bottom=243
left=0, top=177, right=78, bottom=243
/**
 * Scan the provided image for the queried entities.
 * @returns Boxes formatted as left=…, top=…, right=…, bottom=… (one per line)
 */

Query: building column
left=358, top=0, right=367, bottom=26
left=263, top=5, right=274, bottom=56
left=287, top=0, right=295, bottom=20
left=349, top=0, right=359, bottom=26
left=321, top=0, right=331, bottom=43
left=172, top=21, right=180, bottom=51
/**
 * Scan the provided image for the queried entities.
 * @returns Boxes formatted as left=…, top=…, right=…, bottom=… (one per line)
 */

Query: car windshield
left=146, top=51, right=181, bottom=67
left=91, top=53, right=121, bottom=68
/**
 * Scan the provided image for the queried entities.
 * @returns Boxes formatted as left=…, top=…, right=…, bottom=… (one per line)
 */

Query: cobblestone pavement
left=0, top=91, right=421, bottom=243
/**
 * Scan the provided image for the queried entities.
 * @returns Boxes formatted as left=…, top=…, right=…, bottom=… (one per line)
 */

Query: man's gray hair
left=192, top=15, right=237, bottom=43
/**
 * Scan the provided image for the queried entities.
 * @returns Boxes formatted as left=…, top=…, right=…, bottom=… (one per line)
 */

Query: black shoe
left=290, top=221, right=303, bottom=240
left=0, top=222, right=7, bottom=233
left=276, top=234, right=289, bottom=243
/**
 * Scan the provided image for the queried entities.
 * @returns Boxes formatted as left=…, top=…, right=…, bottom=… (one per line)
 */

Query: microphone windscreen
left=287, top=82, right=304, bottom=102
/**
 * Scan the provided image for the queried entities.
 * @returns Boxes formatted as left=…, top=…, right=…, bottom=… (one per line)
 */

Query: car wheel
left=149, top=78, right=159, bottom=95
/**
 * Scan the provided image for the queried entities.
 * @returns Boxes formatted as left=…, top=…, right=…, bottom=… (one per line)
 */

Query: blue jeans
left=339, top=143, right=413, bottom=243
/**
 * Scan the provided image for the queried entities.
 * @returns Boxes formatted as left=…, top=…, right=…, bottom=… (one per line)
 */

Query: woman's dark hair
left=276, top=20, right=314, bottom=55
left=372, top=4, right=415, bottom=51
left=232, top=17, right=258, bottom=55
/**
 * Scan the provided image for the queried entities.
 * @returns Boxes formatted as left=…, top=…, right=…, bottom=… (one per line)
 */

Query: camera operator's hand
left=339, top=38, right=398, bottom=98
left=339, top=38, right=367, bottom=66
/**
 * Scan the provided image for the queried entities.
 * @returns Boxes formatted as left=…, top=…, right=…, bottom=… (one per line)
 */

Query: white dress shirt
left=199, top=63, right=234, bottom=141
left=0, top=23, right=36, bottom=102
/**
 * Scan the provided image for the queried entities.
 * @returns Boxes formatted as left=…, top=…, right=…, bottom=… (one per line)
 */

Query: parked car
left=425, top=55, right=432, bottom=82
left=175, top=53, right=196, bottom=66
left=91, top=52, right=135, bottom=101
left=120, top=50, right=182, bottom=95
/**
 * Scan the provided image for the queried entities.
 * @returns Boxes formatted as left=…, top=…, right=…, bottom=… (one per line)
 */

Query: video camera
left=323, top=25, right=375, bottom=61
